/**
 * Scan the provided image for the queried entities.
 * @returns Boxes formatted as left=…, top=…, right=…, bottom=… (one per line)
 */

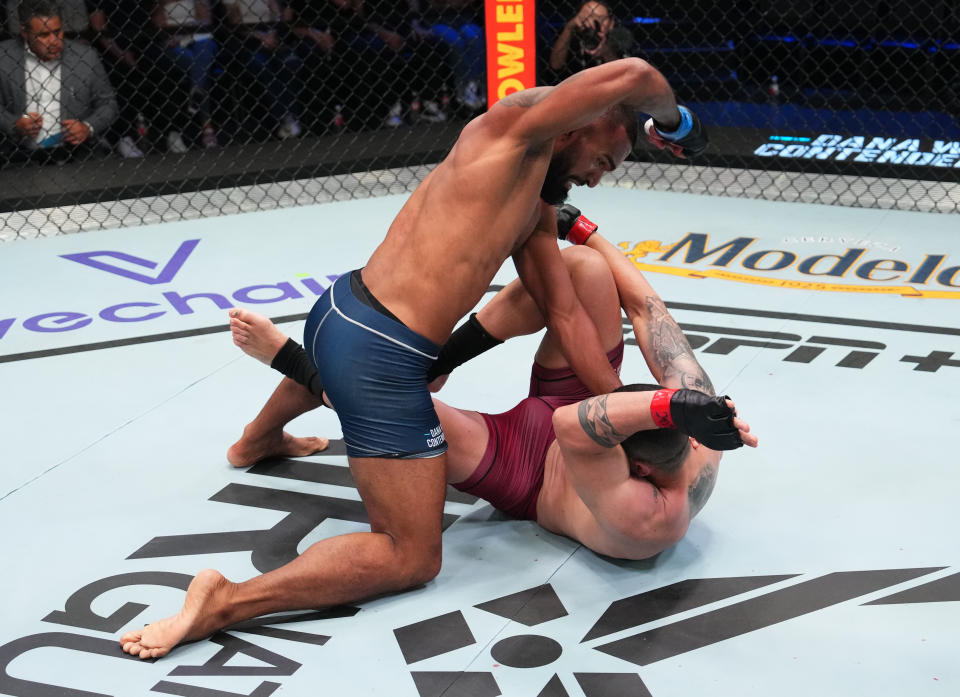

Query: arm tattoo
left=645, top=296, right=716, bottom=396
left=498, top=86, right=553, bottom=108
left=687, top=462, right=717, bottom=519
left=577, top=395, right=631, bottom=448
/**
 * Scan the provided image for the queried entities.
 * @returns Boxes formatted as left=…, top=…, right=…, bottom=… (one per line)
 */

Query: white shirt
left=162, top=0, right=202, bottom=28
left=23, top=43, right=61, bottom=145
left=225, top=0, right=274, bottom=26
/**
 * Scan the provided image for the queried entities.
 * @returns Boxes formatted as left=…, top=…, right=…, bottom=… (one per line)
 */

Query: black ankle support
left=426, top=313, right=504, bottom=382
left=271, top=338, right=327, bottom=401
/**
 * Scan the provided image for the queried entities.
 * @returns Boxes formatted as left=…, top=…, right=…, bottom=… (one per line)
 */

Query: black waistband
left=350, top=269, right=401, bottom=324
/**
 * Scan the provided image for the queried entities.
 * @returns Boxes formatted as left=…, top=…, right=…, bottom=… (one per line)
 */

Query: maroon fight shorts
left=529, top=341, right=624, bottom=406
left=452, top=341, right=625, bottom=521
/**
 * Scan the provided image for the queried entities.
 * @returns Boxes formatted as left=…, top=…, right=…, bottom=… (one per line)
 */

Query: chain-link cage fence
left=1, top=0, right=957, bottom=240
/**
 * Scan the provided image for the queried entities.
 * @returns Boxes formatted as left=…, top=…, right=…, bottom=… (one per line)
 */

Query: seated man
left=0, top=0, right=117, bottom=164
left=226, top=216, right=756, bottom=560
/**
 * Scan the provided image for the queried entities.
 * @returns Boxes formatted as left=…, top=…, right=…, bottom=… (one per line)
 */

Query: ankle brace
left=426, top=313, right=504, bottom=382
left=271, top=338, right=328, bottom=403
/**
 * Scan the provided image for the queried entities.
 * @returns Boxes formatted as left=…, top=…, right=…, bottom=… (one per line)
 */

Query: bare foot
left=227, top=423, right=329, bottom=467
left=229, top=308, right=289, bottom=365
left=120, top=569, right=231, bottom=659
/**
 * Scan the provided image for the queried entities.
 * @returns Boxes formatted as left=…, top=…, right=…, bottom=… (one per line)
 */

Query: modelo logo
left=0, top=239, right=340, bottom=342
left=626, top=233, right=960, bottom=289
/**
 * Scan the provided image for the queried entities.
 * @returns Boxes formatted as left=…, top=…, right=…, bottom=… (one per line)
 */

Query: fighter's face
left=22, top=15, right=64, bottom=61
left=543, top=121, right=632, bottom=204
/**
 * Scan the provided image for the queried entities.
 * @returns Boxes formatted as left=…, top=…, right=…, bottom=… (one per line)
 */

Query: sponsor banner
left=485, top=0, right=536, bottom=106
left=615, top=233, right=960, bottom=299
left=755, top=133, right=960, bottom=168
left=629, top=126, right=960, bottom=182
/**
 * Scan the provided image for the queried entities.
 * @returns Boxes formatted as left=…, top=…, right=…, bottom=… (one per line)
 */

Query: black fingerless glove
left=651, top=388, right=742, bottom=450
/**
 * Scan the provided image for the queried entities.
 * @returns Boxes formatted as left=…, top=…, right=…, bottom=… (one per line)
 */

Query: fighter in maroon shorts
left=229, top=211, right=757, bottom=561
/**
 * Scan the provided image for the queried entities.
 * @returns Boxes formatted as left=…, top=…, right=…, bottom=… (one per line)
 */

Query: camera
left=577, top=22, right=602, bottom=51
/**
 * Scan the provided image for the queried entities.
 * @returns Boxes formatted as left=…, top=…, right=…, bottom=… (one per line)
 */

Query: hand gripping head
left=668, top=390, right=742, bottom=450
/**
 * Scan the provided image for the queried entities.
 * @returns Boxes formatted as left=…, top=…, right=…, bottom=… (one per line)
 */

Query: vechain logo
left=0, top=238, right=339, bottom=345
left=60, top=239, right=199, bottom=284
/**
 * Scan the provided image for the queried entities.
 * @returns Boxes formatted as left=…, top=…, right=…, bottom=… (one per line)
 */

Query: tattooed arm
left=554, top=391, right=660, bottom=483
left=584, top=233, right=715, bottom=394
left=639, top=295, right=715, bottom=394
left=548, top=391, right=690, bottom=556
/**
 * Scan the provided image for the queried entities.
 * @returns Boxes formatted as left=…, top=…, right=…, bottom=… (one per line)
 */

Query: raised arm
left=485, top=58, right=681, bottom=144
left=513, top=208, right=622, bottom=396
left=582, top=231, right=715, bottom=394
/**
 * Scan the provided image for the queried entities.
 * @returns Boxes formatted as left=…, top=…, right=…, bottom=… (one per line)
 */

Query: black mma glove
left=556, top=204, right=598, bottom=245
left=649, top=388, right=742, bottom=450
left=643, top=105, right=709, bottom=158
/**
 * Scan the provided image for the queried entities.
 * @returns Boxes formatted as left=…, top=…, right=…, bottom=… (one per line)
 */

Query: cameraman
left=548, top=0, right=633, bottom=81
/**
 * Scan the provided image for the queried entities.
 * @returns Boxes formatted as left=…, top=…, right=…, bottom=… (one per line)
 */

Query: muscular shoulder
left=447, top=108, right=552, bottom=173
left=473, top=87, right=557, bottom=147
left=496, top=86, right=554, bottom=110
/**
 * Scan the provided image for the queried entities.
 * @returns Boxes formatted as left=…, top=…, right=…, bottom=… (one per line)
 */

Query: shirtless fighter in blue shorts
left=227, top=214, right=757, bottom=560
left=122, top=59, right=709, bottom=658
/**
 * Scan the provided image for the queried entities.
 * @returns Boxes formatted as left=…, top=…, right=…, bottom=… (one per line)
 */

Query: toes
left=120, top=630, right=141, bottom=644
left=122, top=641, right=141, bottom=654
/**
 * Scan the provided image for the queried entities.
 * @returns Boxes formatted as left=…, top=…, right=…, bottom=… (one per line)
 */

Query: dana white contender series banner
left=755, top=134, right=960, bottom=167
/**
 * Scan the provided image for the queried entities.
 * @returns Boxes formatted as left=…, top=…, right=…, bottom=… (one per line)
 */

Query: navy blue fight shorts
left=303, top=270, right=447, bottom=459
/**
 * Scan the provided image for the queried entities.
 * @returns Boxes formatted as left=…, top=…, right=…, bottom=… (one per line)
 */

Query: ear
left=688, top=436, right=701, bottom=449
left=555, top=131, right=576, bottom=147
left=632, top=460, right=653, bottom=477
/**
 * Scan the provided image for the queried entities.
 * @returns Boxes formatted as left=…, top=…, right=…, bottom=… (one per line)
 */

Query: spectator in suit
left=0, top=0, right=117, bottom=164
left=6, top=0, right=92, bottom=40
